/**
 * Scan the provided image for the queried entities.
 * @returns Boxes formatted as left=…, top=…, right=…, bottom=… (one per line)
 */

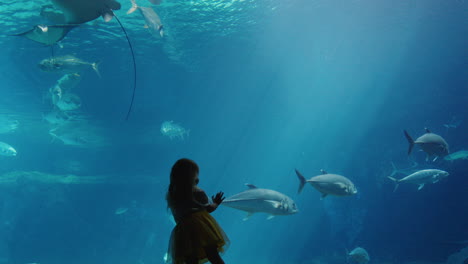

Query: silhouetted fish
left=404, top=128, right=449, bottom=161
left=387, top=169, right=448, bottom=191
left=295, top=169, right=357, bottom=199
left=127, top=0, right=164, bottom=37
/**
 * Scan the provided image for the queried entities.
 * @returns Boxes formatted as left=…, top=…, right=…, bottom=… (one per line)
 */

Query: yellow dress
left=167, top=189, right=229, bottom=264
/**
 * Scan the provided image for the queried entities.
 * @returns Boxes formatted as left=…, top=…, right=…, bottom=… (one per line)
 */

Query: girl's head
left=166, top=158, right=199, bottom=208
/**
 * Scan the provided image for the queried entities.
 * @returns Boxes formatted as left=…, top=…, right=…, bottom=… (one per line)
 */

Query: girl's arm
left=206, top=192, right=225, bottom=213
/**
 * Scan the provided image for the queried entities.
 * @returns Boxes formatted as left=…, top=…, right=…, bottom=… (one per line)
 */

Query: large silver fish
left=387, top=169, right=448, bottom=191
left=295, top=169, right=357, bottom=199
left=39, top=55, right=100, bottom=77
left=222, top=184, right=298, bottom=220
left=127, top=0, right=164, bottom=37
left=404, top=128, right=449, bottom=161
left=0, top=142, right=17, bottom=157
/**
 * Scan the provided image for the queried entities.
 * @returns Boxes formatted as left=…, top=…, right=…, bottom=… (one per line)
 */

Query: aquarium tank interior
left=0, top=0, right=467, bottom=263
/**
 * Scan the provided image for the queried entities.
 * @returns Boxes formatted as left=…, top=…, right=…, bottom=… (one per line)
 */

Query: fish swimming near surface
left=404, top=128, right=449, bottom=161
left=295, top=169, right=357, bottom=199
left=222, top=184, right=298, bottom=220
left=444, top=150, right=468, bottom=161
left=0, top=142, right=17, bottom=157
left=39, top=55, right=101, bottom=77
left=347, top=247, right=370, bottom=264
left=387, top=169, right=448, bottom=192
left=127, top=0, right=164, bottom=37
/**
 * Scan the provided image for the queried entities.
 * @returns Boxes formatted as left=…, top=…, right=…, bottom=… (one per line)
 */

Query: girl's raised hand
left=212, top=192, right=225, bottom=205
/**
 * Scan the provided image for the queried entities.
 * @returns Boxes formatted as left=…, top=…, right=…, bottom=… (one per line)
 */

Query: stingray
left=13, top=0, right=137, bottom=119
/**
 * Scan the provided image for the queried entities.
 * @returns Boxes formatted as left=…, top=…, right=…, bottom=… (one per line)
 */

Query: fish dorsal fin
left=245, top=184, right=257, bottom=189
left=320, top=169, right=327, bottom=174
left=425, top=127, right=431, bottom=133
left=417, top=184, right=425, bottom=190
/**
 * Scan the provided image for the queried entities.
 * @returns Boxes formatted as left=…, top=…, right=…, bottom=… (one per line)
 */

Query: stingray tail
left=127, top=0, right=138, bottom=14
left=403, top=130, right=415, bottom=155
left=387, top=176, right=400, bottom=192
left=295, top=169, right=307, bottom=194
left=113, top=14, right=137, bottom=120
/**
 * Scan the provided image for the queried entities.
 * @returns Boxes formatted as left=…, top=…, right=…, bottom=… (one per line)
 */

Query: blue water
left=0, top=0, right=467, bottom=263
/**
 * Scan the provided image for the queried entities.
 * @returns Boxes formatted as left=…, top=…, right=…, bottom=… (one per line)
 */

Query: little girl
left=166, top=158, right=229, bottom=264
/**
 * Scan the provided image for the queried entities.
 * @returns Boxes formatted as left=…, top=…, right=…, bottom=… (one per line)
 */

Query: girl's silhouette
left=166, top=158, right=229, bottom=264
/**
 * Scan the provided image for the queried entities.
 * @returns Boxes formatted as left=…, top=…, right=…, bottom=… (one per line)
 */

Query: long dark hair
left=166, top=158, right=199, bottom=209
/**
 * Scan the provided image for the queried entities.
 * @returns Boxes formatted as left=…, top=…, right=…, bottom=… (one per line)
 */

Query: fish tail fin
left=403, top=130, right=415, bottom=155
left=387, top=176, right=399, bottom=192
left=295, top=169, right=307, bottom=194
left=127, top=0, right=138, bottom=14
left=92, top=61, right=102, bottom=78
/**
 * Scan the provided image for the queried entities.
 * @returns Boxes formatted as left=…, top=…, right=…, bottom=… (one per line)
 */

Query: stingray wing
left=12, top=25, right=77, bottom=46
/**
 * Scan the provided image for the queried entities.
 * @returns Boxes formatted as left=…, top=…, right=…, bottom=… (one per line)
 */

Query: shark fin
left=320, top=193, right=328, bottom=200
left=417, top=184, right=425, bottom=191
left=267, top=215, right=275, bottom=220
left=425, top=127, right=431, bottom=133
left=320, top=169, right=327, bottom=174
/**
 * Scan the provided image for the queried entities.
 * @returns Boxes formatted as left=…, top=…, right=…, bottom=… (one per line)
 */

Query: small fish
left=222, top=184, right=298, bottom=220
left=49, top=128, right=89, bottom=147
left=296, top=169, right=357, bottom=199
left=348, top=247, right=370, bottom=264
left=160, top=121, right=189, bottom=140
left=0, top=117, right=19, bottom=134
left=55, top=93, right=82, bottom=111
left=127, top=0, right=164, bottom=37
left=39, top=55, right=100, bottom=77
left=115, top=207, right=129, bottom=215
left=404, top=128, right=449, bottom=161
left=444, top=150, right=468, bottom=161
left=388, top=169, right=448, bottom=191
left=0, top=142, right=17, bottom=157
